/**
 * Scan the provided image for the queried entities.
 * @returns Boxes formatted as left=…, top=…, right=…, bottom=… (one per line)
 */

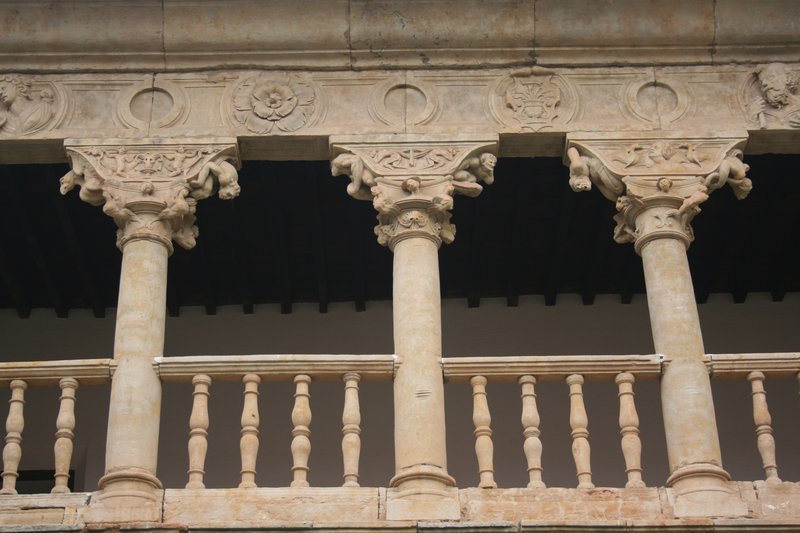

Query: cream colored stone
left=163, top=487, right=380, bottom=526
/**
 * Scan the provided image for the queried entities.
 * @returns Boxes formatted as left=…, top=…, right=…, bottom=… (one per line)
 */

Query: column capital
left=59, top=137, right=241, bottom=254
left=564, top=132, right=752, bottom=254
left=330, top=134, right=498, bottom=249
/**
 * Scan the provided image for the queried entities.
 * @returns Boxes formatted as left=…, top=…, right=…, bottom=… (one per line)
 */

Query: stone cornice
left=330, top=135, right=497, bottom=249
left=1, top=1, right=798, bottom=72
left=0, top=64, right=799, bottom=163
left=60, top=138, right=240, bottom=253
left=564, top=132, right=751, bottom=253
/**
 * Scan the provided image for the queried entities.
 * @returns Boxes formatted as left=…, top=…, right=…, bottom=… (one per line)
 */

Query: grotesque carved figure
left=566, top=146, right=625, bottom=201
left=0, top=75, right=55, bottom=136
left=748, top=63, right=800, bottom=128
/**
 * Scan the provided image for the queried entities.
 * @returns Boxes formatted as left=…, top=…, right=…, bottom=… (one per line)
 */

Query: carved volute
left=564, top=133, right=752, bottom=254
left=60, top=138, right=241, bottom=253
left=330, top=135, right=498, bottom=249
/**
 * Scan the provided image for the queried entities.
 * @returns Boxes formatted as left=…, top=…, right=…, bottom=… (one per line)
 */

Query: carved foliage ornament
left=491, top=67, right=575, bottom=132
left=0, top=75, right=57, bottom=136
left=60, top=140, right=241, bottom=252
left=330, top=140, right=497, bottom=248
left=233, top=73, right=317, bottom=134
left=742, top=63, right=800, bottom=129
left=565, top=135, right=751, bottom=250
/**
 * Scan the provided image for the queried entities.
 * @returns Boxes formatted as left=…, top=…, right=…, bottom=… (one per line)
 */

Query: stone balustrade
left=0, top=352, right=797, bottom=498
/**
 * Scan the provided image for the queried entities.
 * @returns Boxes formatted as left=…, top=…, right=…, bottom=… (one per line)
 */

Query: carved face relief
left=757, top=63, right=796, bottom=108
left=233, top=73, right=317, bottom=134
left=0, top=81, right=17, bottom=107
left=0, top=75, right=56, bottom=136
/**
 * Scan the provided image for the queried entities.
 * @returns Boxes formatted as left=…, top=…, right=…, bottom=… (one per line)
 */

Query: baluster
left=470, top=375, right=496, bottom=488
left=239, top=374, right=260, bottom=489
left=748, top=371, right=781, bottom=485
left=291, top=374, right=312, bottom=487
left=341, top=372, right=361, bottom=487
left=566, top=374, right=593, bottom=489
left=186, top=374, right=211, bottom=489
left=1, top=380, right=27, bottom=495
left=519, top=375, right=545, bottom=488
left=615, top=372, right=645, bottom=488
left=52, top=378, right=79, bottom=493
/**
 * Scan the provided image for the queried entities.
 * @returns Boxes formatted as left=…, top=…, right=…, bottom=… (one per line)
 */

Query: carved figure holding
left=452, top=153, right=496, bottom=196
left=163, top=146, right=200, bottom=177
left=331, top=153, right=377, bottom=200
left=664, top=184, right=709, bottom=230
left=189, top=159, right=241, bottom=200
left=704, top=149, right=752, bottom=200
left=111, top=148, right=135, bottom=177
left=566, top=146, right=625, bottom=201
left=747, top=63, right=800, bottom=128
left=60, top=155, right=104, bottom=206
left=0, top=75, right=55, bottom=136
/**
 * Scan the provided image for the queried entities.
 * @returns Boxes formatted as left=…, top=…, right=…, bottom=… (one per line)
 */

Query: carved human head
left=756, top=63, right=798, bottom=108
left=0, top=76, right=30, bottom=107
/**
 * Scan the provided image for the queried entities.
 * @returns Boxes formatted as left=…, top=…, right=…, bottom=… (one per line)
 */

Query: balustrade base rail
left=2, top=483, right=800, bottom=530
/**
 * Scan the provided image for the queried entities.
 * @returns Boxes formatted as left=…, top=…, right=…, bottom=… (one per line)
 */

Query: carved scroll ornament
left=565, top=133, right=751, bottom=253
left=330, top=137, right=497, bottom=249
left=60, top=139, right=241, bottom=252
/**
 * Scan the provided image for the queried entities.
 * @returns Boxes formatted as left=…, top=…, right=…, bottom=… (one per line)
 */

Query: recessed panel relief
left=116, top=79, right=188, bottom=130
left=369, top=76, right=440, bottom=127
left=0, top=75, right=61, bottom=136
left=739, top=62, right=800, bottom=129
left=625, top=79, right=689, bottom=126
left=224, top=72, right=322, bottom=134
left=489, top=67, right=576, bottom=131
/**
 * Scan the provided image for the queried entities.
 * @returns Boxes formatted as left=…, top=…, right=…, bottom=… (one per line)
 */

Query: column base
left=84, top=468, right=163, bottom=523
left=667, top=463, right=748, bottom=518
left=387, top=465, right=458, bottom=520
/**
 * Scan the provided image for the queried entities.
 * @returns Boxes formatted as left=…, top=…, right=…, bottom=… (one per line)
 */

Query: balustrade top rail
left=153, top=354, right=397, bottom=381
left=0, top=353, right=797, bottom=387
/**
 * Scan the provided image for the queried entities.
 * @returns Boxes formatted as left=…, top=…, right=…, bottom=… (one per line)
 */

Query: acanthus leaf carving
left=0, top=75, right=57, bottom=136
left=565, top=133, right=751, bottom=252
left=330, top=136, right=497, bottom=249
left=60, top=138, right=240, bottom=253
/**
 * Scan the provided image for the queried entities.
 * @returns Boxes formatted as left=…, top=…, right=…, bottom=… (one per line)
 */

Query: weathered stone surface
left=163, top=488, right=380, bottom=526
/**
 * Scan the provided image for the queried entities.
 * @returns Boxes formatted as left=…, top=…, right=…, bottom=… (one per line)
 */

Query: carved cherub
left=566, top=146, right=625, bottom=201
left=163, top=146, right=200, bottom=177
left=190, top=159, right=241, bottom=200
left=451, top=153, right=496, bottom=196
left=664, top=184, right=709, bottom=229
left=331, top=153, right=377, bottom=201
left=60, top=154, right=105, bottom=206
left=704, top=149, right=752, bottom=200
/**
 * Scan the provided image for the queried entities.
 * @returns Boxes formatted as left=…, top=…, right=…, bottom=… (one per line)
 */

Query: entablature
left=0, top=64, right=799, bottom=163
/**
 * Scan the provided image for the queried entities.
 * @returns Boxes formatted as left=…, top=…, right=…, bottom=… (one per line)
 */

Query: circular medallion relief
left=369, top=76, right=440, bottom=126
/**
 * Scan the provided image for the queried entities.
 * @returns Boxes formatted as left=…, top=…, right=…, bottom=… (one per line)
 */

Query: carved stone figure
left=0, top=75, right=55, bottom=136
left=747, top=63, right=800, bottom=129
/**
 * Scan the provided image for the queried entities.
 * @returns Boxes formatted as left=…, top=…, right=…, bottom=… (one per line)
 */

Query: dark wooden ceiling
left=0, top=155, right=798, bottom=319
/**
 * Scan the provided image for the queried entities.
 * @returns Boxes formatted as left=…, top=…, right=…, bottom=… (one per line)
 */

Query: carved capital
left=330, top=135, right=498, bottom=249
left=60, top=138, right=240, bottom=253
left=564, top=132, right=751, bottom=254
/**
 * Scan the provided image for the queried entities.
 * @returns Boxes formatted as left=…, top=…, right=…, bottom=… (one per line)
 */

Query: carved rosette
left=60, top=138, right=241, bottom=253
left=565, top=133, right=751, bottom=254
left=229, top=73, right=319, bottom=134
left=330, top=136, right=498, bottom=249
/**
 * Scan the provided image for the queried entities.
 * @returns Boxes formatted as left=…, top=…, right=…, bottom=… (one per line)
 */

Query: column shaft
left=390, top=237, right=453, bottom=490
left=640, top=238, right=728, bottom=495
left=102, top=237, right=167, bottom=490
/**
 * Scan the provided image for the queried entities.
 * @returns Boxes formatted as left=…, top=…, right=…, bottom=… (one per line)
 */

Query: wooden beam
left=466, top=198, right=481, bottom=308
left=348, top=202, right=367, bottom=312
left=544, top=181, right=575, bottom=306
left=195, top=237, right=217, bottom=316
left=229, top=201, right=254, bottom=314
left=48, top=167, right=105, bottom=318
left=0, top=233, right=30, bottom=318
left=504, top=175, right=530, bottom=307
left=310, top=165, right=329, bottom=313
left=6, top=174, right=68, bottom=318
left=581, top=199, right=614, bottom=305
left=267, top=164, right=292, bottom=314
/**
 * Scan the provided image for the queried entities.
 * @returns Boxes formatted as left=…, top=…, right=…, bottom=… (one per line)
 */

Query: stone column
left=331, top=135, right=497, bottom=520
left=565, top=132, right=752, bottom=517
left=60, top=138, right=240, bottom=521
